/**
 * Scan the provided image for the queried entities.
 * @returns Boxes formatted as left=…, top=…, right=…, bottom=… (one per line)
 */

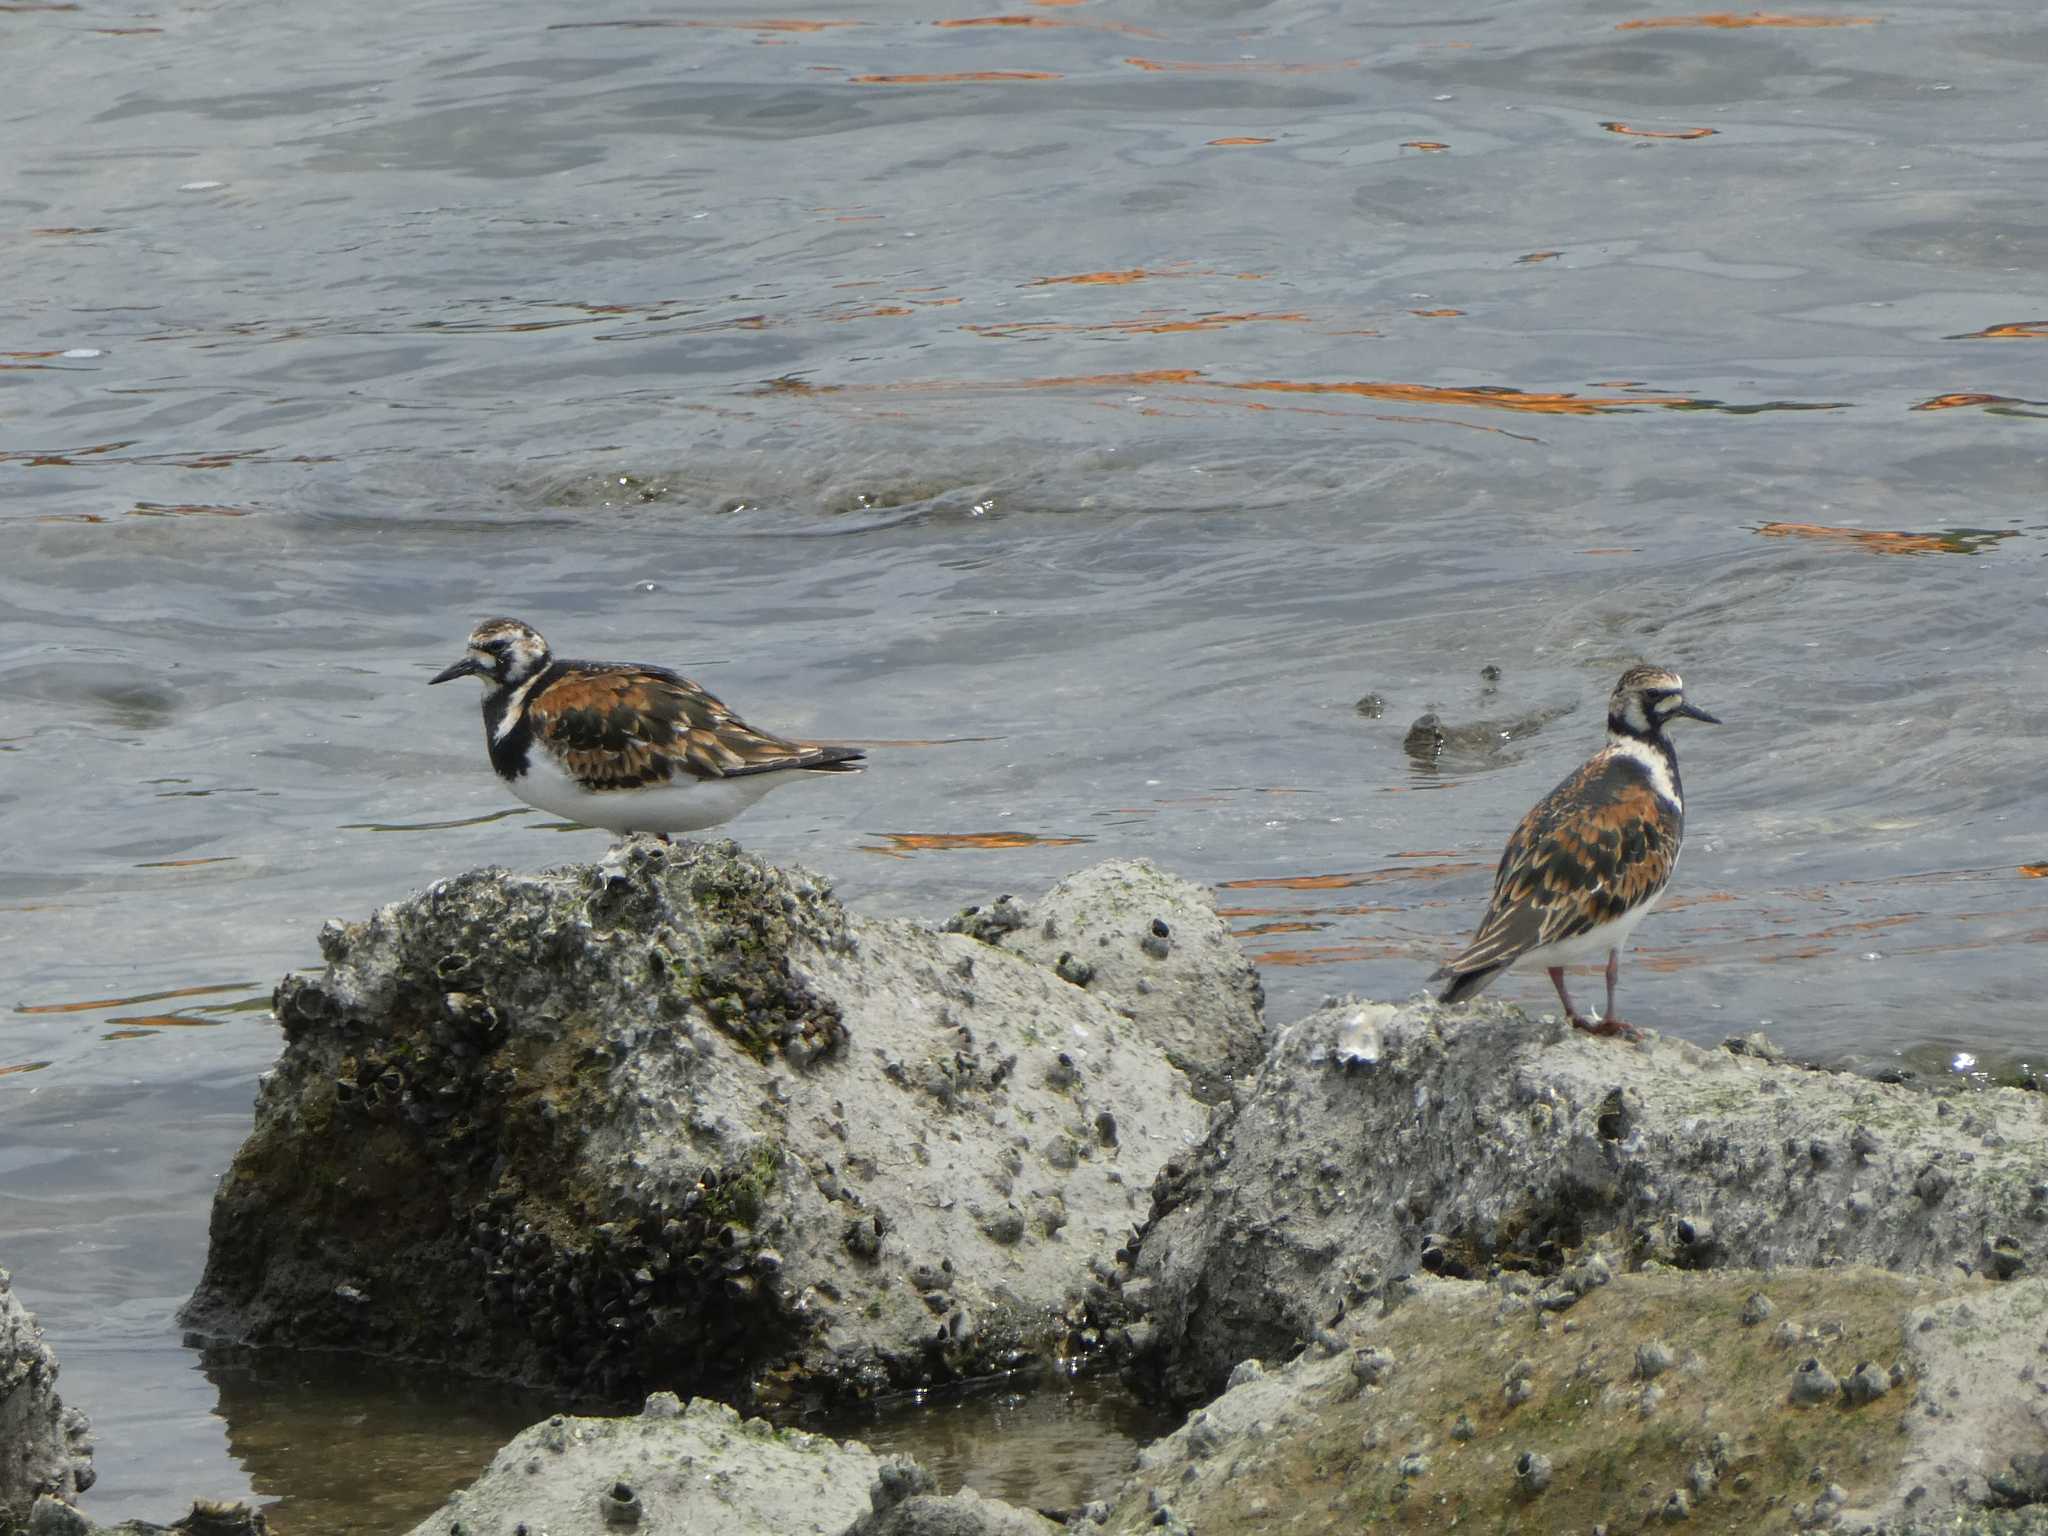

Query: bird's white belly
left=1517, top=881, right=1668, bottom=969
left=508, top=754, right=791, bottom=835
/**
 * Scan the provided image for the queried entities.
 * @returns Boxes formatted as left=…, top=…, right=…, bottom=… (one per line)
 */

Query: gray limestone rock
left=1893, top=1283, right=2048, bottom=1512
left=945, top=859, right=1263, bottom=1101
left=1124, top=998, right=2048, bottom=1402
left=181, top=841, right=1208, bottom=1405
left=1, top=1269, right=93, bottom=1530
left=404, top=1396, right=880, bottom=1536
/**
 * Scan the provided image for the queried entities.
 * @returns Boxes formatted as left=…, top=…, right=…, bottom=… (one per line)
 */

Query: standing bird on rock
left=1431, top=664, right=1719, bottom=1039
left=429, top=617, right=864, bottom=840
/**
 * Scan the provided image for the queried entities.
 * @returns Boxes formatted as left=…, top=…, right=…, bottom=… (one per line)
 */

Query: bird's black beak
left=429, top=656, right=481, bottom=686
left=1674, top=701, right=1721, bottom=725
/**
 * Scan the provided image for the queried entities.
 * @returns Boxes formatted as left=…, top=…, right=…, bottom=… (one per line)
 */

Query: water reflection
left=813, top=1369, right=1177, bottom=1511
left=186, top=1349, right=1168, bottom=1533
left=197, top=1347, right=558, bottom=1536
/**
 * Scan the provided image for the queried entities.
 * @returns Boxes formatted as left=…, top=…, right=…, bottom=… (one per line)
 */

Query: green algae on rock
left=179, top=841, right=1209, bottom=1406
left=1091, top=1269, right=2048, bottom=1534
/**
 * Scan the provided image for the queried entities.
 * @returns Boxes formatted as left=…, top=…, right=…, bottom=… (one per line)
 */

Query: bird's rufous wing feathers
left=525, top=665, right=860, bottom=790
left=1438, top=751, right=1680, bottom=976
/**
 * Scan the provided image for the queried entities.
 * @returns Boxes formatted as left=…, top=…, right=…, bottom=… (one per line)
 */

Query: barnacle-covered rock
left=1121, top=998, right=2048, bottom=1403
left=181, top=840, right=1208, bottom=1406
left=404, top=1397, right=881, bottom=1536
left=0, top=1269, right=93, bottom=1531
left=946, top=858, right=1264, bottom=1101
left=1087, top=1268, right=2048, bottom=1535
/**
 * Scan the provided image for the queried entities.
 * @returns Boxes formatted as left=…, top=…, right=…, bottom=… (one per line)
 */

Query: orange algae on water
left=1616, top=12, right=1876, bottom=28
left=1601, top=121, right=1717, bottom=139
left=861, top=831, right=1093, bottom=852
left=1757, top=521, right=2015, bottom=555
left=850, top=70, right=1061, bottom=82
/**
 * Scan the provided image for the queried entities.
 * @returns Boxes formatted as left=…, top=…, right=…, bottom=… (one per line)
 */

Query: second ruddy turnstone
left=429, top=617, right=864, bottom=838
left=1430, top=664, right=1720, bottom=1039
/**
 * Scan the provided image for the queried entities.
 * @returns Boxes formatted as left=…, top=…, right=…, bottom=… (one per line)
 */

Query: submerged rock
left=1125, top=998, right=2048, bottom=1403
left=945, top=858, right=1264, bottom=1101
left=840, top=1458, right=1058, bottom=1536
left=1090, top=1268, right=2048, bottom=1534
left=0, top=1269, right=94, bottom=1531
left=1399, top=706, right=1570, bottom=772
left=182, top=841, right=1208, bottom=1406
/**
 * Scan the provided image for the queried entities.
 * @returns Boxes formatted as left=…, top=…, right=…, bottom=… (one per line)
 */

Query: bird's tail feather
left=802, top=745, right=866, bottom=774
left=1434, top=960, right=1508, bottom=1007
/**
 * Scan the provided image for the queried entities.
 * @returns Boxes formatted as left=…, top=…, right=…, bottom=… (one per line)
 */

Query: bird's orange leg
left=1547, top=967, right=1592, bottom=1032
left=1584, top=950, right=1643, bottom=1040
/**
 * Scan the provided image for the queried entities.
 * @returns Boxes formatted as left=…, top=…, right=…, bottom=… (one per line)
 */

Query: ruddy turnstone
left=1431, top=664, right=1719, bottom=1039
left=429, top=617, right=864, bottom=838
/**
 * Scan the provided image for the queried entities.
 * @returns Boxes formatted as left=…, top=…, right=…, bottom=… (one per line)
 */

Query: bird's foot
left=1573, top=1013, right=1644, bottom=1042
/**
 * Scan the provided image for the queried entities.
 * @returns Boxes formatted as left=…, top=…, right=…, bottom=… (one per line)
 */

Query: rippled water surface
left=4, top=0, right=2046, bottom=1523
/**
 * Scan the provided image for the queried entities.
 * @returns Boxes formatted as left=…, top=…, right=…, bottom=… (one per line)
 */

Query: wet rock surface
left=404, top=1395, right=882, bottom=1536
left=1123, top=998, right=2048, bottom=1404
left=945, top=858, right=1263, bottom=1102
left=1397, top=704, right=1572, bottom=773
left=181, top=841, right=1207, bottom=1406
left=841, top=1459, right=1059, bottom=1536
left=1084, top=1269, right=2048, bottom=1534
left=52, top=1500, right=270, bottom=1536
left=1, top=1269, right=93, bottom=1532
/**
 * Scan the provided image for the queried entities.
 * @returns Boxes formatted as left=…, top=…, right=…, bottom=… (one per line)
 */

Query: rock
left=1224, top=1359, right=1265, bottom=1390
left=181, top=842, right=1207, bottom=1404
left=946, top=858, right=1263, bottom=1101
left=26, top=1496, right=90, bottom=1536
left=1723, top=1031, right=1788, bottom=1064
left=841, top=1457, right=1058, bottom=1536
left=1349, top=1347, right=1393, bottom=1388
left=1842, top=1360, right=1892, bottom=1405
left=1636, top=1339, right=1675, bottom=1379
left=1122, top=999, right=2048, bottom=1402
left=404, top=1397, right=879, bottom=1536
left=1086, top=1268, right=2048, bottom=1534
left=1400, top=706, right=1571, bottom=771
left=1893, top=1283, right=2048, bottom=1511
left=1988, top=1454, right=2048, bottom=1509
left=19, top=1497, right=270, bottom=1536
left=1789, top=1358, right=1840, bottom=1404
left=1, top=1269, right=93, bottom=1530
left=160, top=1501, right=268, bottom=1535
left=1401, top=713, right=1446, bottom=761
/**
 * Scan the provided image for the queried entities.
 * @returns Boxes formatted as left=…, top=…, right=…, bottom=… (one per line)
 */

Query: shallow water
left=3, top=0, right=2046, bottom=1522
